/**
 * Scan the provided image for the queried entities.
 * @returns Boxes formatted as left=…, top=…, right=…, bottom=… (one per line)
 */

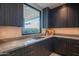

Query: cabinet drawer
left=71, top=40, right=79, bottom=45
left=70, top=48, right=79, bottom=52
left=68, top=44, right=79, bottom=56
left=24, top=45, right=51, bottom=56
left=8, top=47, right=26, bottom=56
left=68, top=51, right=79, bottom=56
left=71, top=53, right=79, bottom=56
left=73, top=44, right=79, bottom=48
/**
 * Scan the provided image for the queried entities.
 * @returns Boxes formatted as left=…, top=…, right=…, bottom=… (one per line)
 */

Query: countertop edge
left=0, top=34, right=79, bottom=54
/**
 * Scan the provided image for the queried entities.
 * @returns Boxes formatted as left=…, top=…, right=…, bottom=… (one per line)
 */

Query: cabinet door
left=54, top=38, right=67, bottom=55
left=2, top=3, right=23, bottom=27
left=24, top=45, right=52, bottom=56
left=67, top=4, right=79, bottom=27
left=8, top=47, right=25, bottom=56
left=54, top=38, right=79, bottom=56
left=43, top=7, right=52, bottom=28
left=51, top=4, right=79, bottom=27
left=0, top=4, right=5, bottom=25
left=51, top=9, right=56, bottom=27
left=32, top=37, right=54, bottom=51
left=54, top=7, right=68, bottom=27
left=49, top=10, right=55, bottom=27
left=67, top=39, right=79, bottom=56
left=43, top=8, right=48, bottom=28
left=8, top=38, right=54, bottom=56
left=25, top=38, right=54, bottom=56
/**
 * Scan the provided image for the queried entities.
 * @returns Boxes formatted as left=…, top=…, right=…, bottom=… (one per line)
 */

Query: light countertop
left=0, top=34, right=79, bottom=54
left=0, top=35, right=53, bottom=54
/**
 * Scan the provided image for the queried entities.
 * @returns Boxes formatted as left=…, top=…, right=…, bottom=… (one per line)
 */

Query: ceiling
left=35, top=3, right=65, bottom=9
left=28, top=3, right=65, bottom=10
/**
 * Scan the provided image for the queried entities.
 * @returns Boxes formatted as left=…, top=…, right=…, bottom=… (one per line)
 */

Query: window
left=22, top=4, right=41, bottom=35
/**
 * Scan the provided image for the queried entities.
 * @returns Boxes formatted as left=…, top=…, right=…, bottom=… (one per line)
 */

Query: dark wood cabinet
left=7, top=37, right=54, bottom=56
left=25, top=37, right=54, bottom=56
left=51, top=6, right=68, bottom=27
left=54, top=37, right=79, bottom=56
left=67, top=4, right=79, bottom=27
left=8, top=47, right=25, bottom=56
left=43, top=7, right=53, bottom=28
left=31, top=37, right=54, bottom=51
left=1, top=36, right=79, bottom=56
left=67, top=39, right=79, bottom=56
left=54, top=37, right=67, bottom=55
left=0, top=4, right=5, bottom=25
left=0, top=3, right=23, bottom=27
left=40, top=3, right=79, bottom=28
left=51, top=3, right=79, bottom=27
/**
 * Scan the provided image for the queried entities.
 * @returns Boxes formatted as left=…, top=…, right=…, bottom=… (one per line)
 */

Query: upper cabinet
left=0, top=3, right=23, bottom=27
left=43, top=3, right=79, bottom=28
left=51, top=6, right=68, bottom=27
left=51, top=3, right=79, bottom=27
left=67, top=4, right=79, bottom=27
left=0, top=4, right=5, bottom=25
left=43, top=7, right=53, bottom=28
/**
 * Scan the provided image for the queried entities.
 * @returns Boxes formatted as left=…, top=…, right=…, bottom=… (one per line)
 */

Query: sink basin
left=32, top=36, right=45, bottom=39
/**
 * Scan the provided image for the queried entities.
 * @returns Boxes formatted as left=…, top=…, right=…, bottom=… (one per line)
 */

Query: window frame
left=22, top=3, right=41, bottom=35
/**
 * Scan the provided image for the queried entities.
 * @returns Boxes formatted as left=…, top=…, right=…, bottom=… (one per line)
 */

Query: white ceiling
left=35, top=3, right=65, bottom=9
left=28, top=3, right=65, bottom=10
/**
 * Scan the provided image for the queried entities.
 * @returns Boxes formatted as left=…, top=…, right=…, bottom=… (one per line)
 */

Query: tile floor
left=49, top=53, right=61, bottom=56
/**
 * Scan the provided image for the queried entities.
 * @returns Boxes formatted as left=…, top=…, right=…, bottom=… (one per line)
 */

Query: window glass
left=22, top=4, right=41, bottom=35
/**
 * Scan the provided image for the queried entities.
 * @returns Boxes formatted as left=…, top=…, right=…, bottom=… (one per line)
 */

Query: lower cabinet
left=26, top=37, right=54, bottom=56
left=2, top=37, right=79, bottom=56
left=67, top=40, right=79, bottom=56
left=7, top=37, right=54, bottom=56
left=8, top=47, right=26, bottom=56
left=54, top=37, right=79, bottom=56
left=54, top=38, right=67, bottom=55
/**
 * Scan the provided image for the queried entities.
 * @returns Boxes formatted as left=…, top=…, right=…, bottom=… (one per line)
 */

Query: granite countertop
left=0, top=34, right=79, bottom=54
left=0, top=35, right=53, bottom=54
left=54, top=34, right=79, bottom=40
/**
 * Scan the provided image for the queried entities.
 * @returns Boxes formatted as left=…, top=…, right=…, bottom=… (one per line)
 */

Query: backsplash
left=0, top=26, right=21, bottom=40
left=42, top=28, right=79, bottom=36
left=41, top=28, right=55, bottom=35
left=0, top=27, right=79, bottom=41
left=53, top=28, right=79, bottom=36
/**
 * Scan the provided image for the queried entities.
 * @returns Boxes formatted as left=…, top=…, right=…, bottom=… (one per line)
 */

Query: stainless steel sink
left=32, top=36, right=45, bottom=39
